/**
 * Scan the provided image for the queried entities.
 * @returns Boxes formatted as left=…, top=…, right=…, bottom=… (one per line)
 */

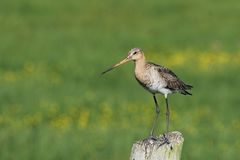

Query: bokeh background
left=0, top=0, right=240, bottom=159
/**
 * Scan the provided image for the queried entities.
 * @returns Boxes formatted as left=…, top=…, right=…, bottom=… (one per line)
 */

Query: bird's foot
left=159, top=133, right=170, bottom=147
left=142, top=135, right=158, bottom=144
left=148, top=135, right=158, bottom=141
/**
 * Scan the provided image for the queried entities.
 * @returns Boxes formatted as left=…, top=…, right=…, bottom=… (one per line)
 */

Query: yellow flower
left=23, top=113, right=42, bottom=127
left=167, top=53, right=186, bottom=66
left=24, top=62, right=35, bottom=73
left=78, top=109, right=90, bottom=129
left=98, top=104, right=113, bottom=130
left=149, top=50, right=240, bottom=71
left=3, top=71, right=18, bottom=82
left=50, top=114, right=72, bottom=130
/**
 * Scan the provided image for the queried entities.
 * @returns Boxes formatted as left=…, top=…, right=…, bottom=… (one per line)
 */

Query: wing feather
left=149, top=62, right=193, bottom=94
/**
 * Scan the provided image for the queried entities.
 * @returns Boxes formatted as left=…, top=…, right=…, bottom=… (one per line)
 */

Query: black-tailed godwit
left=102, top=48, right=193, bottom=139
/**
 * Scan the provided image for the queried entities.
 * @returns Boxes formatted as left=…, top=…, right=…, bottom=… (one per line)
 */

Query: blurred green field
left=0, top=0, right=240, bottom=159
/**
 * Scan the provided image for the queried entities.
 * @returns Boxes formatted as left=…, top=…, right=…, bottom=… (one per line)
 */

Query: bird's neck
left=134, top=56, right=146, bottom=74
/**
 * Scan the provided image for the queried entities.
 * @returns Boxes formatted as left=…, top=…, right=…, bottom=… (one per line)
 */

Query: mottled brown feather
left=149, top=62, right=193, bottom=94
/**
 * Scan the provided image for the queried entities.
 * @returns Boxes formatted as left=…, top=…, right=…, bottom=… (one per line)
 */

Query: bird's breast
left=135, top=68, right=167, bottom=94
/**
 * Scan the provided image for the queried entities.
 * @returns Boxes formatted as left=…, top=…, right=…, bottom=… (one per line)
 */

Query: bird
left=102, top=48, right=192, bottom=140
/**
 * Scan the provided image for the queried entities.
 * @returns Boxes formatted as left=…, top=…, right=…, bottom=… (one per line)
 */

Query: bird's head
left=127, top=48, right=144, bottom=61
left=101, top=48, right=144, bottom=75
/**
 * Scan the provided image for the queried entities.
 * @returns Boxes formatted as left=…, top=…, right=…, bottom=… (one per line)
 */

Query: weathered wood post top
left=130, top=131, right=184, bottom=160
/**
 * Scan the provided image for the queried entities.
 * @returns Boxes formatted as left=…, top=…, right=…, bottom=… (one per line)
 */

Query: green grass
left=0, top=0, right=240, bottom=159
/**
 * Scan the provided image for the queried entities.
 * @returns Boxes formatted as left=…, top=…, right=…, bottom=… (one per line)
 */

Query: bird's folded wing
left=157, top=67, right=186, bottom=91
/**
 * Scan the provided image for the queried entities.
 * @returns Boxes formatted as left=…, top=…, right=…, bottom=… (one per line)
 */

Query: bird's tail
left=185, top=84, right=193, bottom=90
left=181, top=90, right=192, bottom=95
left=181, top=84, right=193, bottom=95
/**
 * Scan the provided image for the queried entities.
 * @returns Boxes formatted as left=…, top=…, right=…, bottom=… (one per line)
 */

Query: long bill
left=101, top=57, right=131, bottom=75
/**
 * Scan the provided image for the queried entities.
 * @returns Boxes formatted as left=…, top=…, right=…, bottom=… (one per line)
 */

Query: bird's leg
left=149, top=95, right=160, bottom=140
left=158, top=95, right=171, bottom=147
left=165, top=95, right=170, bottom=133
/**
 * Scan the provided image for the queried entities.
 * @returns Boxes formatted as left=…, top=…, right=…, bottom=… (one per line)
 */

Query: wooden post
left=130, top=131, right=184, bottom=160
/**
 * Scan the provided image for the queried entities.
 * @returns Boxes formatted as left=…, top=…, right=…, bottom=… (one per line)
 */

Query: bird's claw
left=148, top=135, right=158, bottom=141
left=159, top=133, right=170, bottom=147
